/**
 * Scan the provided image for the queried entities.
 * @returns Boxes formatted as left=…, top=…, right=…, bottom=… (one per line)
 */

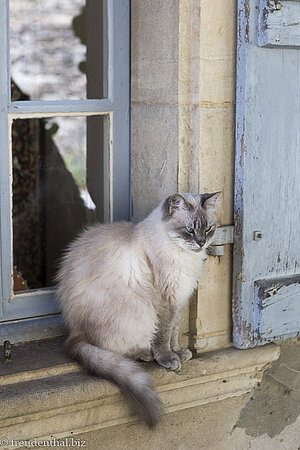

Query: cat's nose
left=196, top=238, right=206, bottom=248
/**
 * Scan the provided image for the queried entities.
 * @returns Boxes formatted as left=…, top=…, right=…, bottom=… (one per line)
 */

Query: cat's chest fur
left=151, top=247, right=206, bottom=308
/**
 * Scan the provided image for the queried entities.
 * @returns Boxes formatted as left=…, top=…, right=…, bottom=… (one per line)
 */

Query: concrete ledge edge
left=0, top=344, right=280, bottom=443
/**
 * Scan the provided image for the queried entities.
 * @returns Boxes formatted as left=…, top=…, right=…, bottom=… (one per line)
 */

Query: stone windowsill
left=0, top=338, right=280, bottom=442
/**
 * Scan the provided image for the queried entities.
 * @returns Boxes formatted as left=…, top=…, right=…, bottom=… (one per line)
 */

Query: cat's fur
left=56, top=192, right=220, bottom=427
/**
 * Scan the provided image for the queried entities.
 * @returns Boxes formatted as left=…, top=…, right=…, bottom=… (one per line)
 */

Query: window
left=0, top=0, right=130, bottom=338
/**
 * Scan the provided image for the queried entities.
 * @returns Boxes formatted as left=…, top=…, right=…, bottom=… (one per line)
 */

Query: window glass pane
left=10, top=0, right=107, bottom=101
left=12, top=114, right=107, bottom=292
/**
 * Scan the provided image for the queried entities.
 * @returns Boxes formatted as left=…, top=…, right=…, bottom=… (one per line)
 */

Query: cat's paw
left=154, top=352, right=181, bottom=370
left=175, top=348, right=193, bottom=362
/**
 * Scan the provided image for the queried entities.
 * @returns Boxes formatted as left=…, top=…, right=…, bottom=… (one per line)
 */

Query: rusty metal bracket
left=207, top=226, right=234, bottom=256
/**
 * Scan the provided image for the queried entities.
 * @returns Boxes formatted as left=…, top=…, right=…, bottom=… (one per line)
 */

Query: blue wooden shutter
left=233, top=0, right=300, bottom=348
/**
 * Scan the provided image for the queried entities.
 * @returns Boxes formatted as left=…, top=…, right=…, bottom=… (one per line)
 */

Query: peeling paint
left=245, top=0, right=250, bottom=42
left=259, top=0, right=300, bottom=47
left=261, top=6, right=269, bottom=33
left=239, top=133, right=246, bottom=167
left=254, top=276, right=300, bottom=342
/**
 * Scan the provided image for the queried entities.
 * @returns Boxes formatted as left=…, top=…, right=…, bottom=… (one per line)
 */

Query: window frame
left=0, top=0, right=130, bottom=337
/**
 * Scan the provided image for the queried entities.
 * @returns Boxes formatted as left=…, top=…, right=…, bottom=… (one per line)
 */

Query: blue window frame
left=0, top=0, right=130, bottom=341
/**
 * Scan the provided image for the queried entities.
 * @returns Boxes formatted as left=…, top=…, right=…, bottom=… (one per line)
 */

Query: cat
left=56, top=192, right=220, bottom=427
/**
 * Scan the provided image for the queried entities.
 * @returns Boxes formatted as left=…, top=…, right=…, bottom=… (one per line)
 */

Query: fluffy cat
left=56, top=192, right=220, bottom=427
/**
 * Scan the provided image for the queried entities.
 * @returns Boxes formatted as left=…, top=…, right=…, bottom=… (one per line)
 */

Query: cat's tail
left=66, top=336, right=163, bottom=428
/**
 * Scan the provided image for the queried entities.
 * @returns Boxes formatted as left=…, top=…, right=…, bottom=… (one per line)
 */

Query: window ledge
left=0, top=339, right=280, bottom=441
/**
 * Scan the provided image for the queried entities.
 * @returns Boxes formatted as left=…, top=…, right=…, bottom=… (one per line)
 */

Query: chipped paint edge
left=258, top=0, right=300, bottom=48
left=233, top=0, right=253, bottom=349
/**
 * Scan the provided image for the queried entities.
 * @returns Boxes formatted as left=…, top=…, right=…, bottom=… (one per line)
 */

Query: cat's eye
left=205, top=226, right=212, bottom=233
left=185, top=226, right=194, bottom=233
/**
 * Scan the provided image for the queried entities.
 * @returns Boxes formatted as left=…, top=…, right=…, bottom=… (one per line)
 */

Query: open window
left=0, top=0, right=130, bottom=340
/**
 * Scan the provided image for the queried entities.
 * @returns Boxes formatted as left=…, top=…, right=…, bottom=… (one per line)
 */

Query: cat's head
left=162, top=192, right=221, bottom=252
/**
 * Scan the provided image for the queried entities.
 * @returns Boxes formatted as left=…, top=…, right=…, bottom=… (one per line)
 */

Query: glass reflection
left=12, top=111, right=105, bottom=291
left=10, top=0, right=107, bottom=101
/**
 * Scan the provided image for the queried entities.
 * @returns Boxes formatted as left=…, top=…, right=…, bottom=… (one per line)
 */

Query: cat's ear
left=165, top=193, right=191, bottom=216
left=201, top=192, right=222, bottom=210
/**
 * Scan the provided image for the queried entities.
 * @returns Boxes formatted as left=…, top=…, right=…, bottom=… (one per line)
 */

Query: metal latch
left=207, top=225, right=234, bottom=256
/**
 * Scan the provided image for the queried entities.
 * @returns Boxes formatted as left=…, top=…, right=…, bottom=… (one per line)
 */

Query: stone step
left=0, top=339, right=280, bottom=445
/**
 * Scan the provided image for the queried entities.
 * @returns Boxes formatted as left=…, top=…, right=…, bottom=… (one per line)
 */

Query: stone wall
left=131, top=0, right=236, bottom=352
left=195, top=0, right=236, bottom=352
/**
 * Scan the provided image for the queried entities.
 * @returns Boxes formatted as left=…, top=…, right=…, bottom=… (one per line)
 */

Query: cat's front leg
left=152, top=307, right=181, bottom=371
left=170, top=313, right=193, bottom=362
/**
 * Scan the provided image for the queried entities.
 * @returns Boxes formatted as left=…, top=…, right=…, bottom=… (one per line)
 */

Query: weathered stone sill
left=0, top=338, right=280, bottom=445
